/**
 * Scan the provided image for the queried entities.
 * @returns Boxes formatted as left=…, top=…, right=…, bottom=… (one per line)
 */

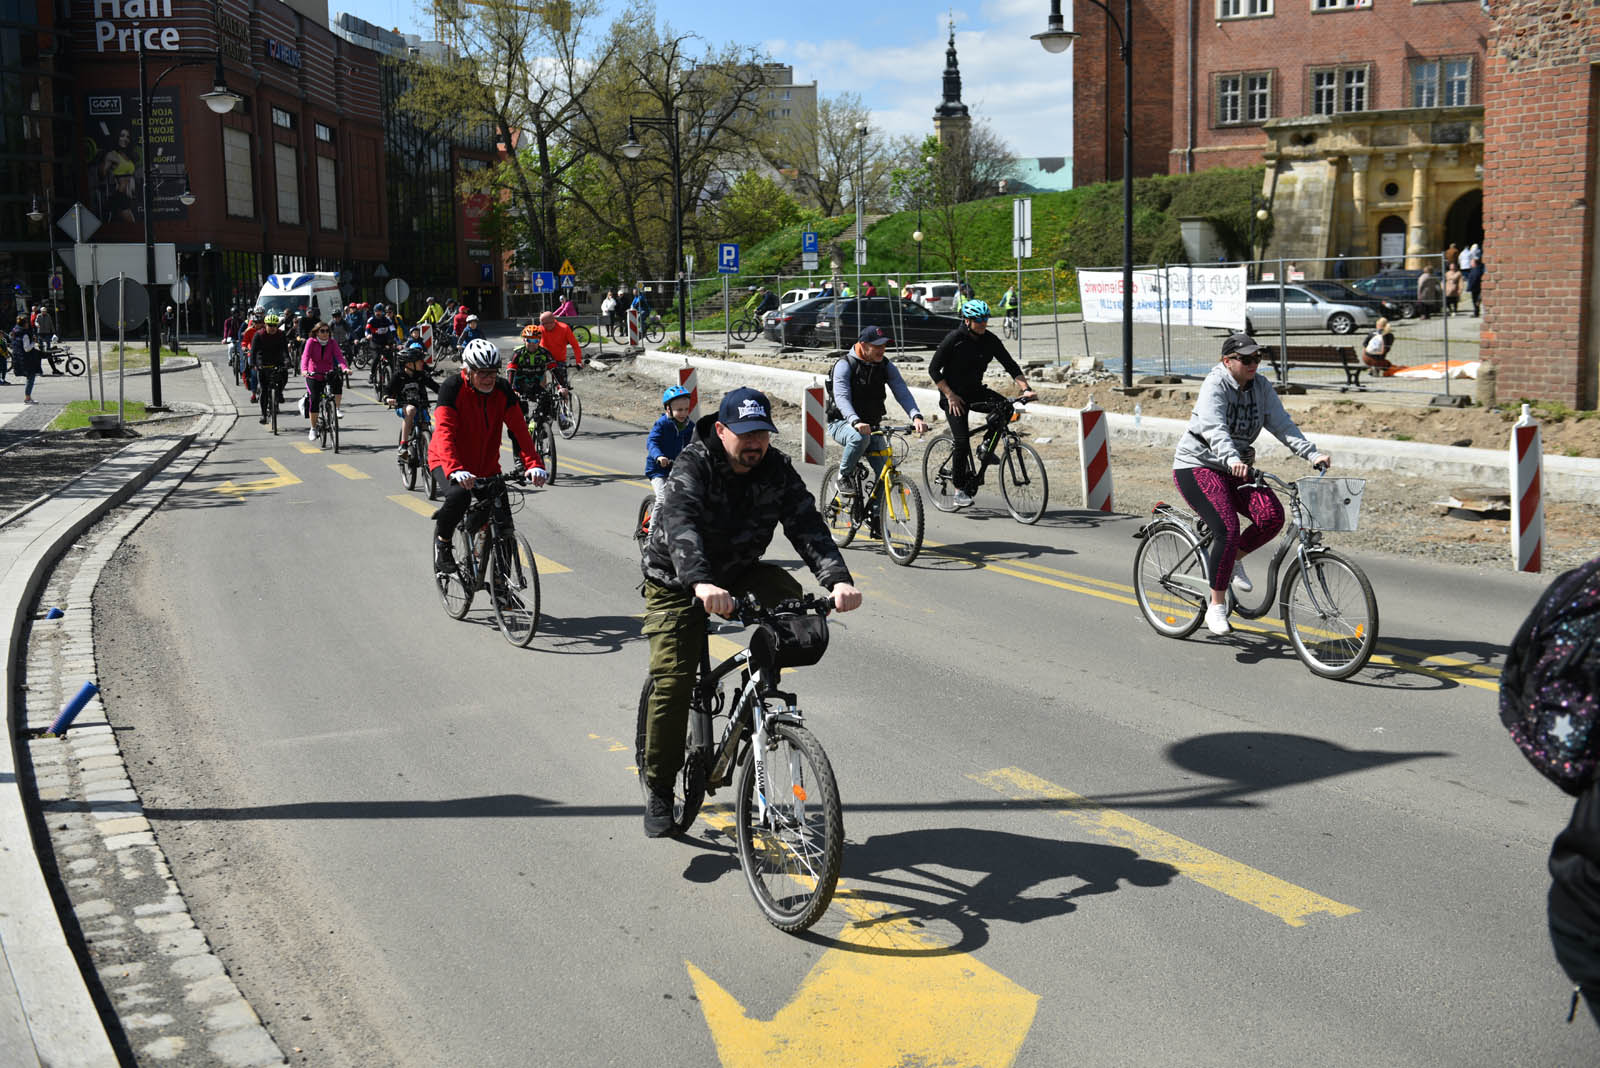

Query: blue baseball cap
left=718, top=387, right=778, bottom=434
left=858, top=325, right=893, bottom=346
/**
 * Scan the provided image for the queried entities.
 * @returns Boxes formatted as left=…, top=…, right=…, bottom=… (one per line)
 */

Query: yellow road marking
left=387, top=493, right=435, bottom=518
left=213, top=457, right=302, bottom=496
left=971, top=767, right=1359, bottom=927
left=328, top=464, right=369, bottom=480
left=294, top=442, right=321, bottom=454
left=534, top=553, right=571, bottom=575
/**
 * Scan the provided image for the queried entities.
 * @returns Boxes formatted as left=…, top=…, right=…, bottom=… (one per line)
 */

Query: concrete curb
left=0, top=361, right=246, bottom=1065
left=631, top=350, right=1600, bottom=499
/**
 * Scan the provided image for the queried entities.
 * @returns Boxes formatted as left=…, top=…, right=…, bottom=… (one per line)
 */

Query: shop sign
left=94, top=0, right=182, bottom=53
left=267, top=37, right=302, bottom=68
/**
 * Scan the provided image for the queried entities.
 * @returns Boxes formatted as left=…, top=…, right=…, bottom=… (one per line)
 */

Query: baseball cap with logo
left=858, top=325, right=893, bottom=347
left=718, top=387, right=779, bottom=435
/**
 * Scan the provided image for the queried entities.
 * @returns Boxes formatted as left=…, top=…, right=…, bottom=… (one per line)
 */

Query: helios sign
left=94, top=0, right=183, bottom=53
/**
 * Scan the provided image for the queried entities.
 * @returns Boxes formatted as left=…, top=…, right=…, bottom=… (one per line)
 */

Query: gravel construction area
left=571, top=356, right=1600, bottom=574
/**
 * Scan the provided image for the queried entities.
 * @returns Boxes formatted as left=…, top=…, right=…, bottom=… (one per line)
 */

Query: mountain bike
left=818, top=424, right=925, bottom=565
left=731, top=315, right=762, bottom=342
left=1131, top=468, right=1379, bottom=680
left=634, top=594, right=843, bottom=933
left=227, top=340, right=243, bottom=385
left=519, top=387, right=560, bottom=483
left=396, top=408, right=436, bottom=498
left=434, top=471, right=541, bottom=647
left=369, top=343, right=396, bottom=395
left=922, top=397, right=1049, bottom=524
left=257, top=365, right=285, bottom=435
left=311, top=371, right=341, bottom=453
left=556, top=384, right=581, bottom=439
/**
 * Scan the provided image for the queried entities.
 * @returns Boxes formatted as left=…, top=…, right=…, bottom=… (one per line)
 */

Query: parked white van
left=255, top=272, right=344, bottom=322
left=779, top=287, right=824, bottom=308
left=903, top=280, right=963, bottom=314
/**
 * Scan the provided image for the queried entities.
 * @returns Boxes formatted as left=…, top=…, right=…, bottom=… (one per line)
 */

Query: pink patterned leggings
left=1172, top=467, right=1285, bottom=594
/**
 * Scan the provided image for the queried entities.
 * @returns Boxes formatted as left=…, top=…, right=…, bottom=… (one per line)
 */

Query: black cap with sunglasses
left=1221, top=332, right=1261, bottom=363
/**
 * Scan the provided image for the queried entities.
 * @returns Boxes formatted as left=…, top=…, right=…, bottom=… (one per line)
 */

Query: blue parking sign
left=801, top=231, right=818, bottom=254
left=531, top=271, right=556, bottom=292
left=718, top=243, right=740, bottom=274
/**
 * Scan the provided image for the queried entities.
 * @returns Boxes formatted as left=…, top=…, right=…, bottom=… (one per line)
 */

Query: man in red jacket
left=427, top=338, right=548, bottom=573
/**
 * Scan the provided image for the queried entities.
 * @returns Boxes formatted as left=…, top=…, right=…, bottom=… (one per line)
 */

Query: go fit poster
left=83, top=90, right=189, bottom=224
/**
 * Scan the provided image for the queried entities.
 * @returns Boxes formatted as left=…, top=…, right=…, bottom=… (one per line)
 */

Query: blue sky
left=332, top=0, right=1074, bottom=159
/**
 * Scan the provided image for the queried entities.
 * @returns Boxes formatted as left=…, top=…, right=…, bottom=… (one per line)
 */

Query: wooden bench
left=1258, top=345, right=1366, bottom=389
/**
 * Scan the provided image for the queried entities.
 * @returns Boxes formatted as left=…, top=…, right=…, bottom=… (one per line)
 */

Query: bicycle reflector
left=792, top=784, right=809, bottom=801
left=1010, top=410, right=1022, bottom=423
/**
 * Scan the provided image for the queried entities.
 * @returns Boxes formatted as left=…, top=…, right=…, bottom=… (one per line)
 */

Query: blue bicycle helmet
left=405, top=340, right=427, bottom=355
left=960, top=299, right=991, bottom=321
left=661, top=384, right=692, bottom=406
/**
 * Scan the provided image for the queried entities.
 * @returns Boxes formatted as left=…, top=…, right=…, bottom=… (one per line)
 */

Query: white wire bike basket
left=1296, top=477, right=1365, bottom=532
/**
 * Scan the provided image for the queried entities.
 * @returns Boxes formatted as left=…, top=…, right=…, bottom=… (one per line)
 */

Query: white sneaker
left=307, top=427, right=318, bottom=441
left=1230, top=560, right=1253, bottom=594
left=953, top=490, right=975, bottom=508
left=1205, top=603, right=1232, bottom=636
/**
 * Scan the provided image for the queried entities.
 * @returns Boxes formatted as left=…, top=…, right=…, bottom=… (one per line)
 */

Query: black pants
left=431, top=469, right=511, bottom=542
left=940, top=387, right=1012, bottom=490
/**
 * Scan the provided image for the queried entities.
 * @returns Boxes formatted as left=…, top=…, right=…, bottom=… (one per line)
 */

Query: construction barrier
left=802, top=384, right=826, bottom=465
left=678, top=362, right=700, bottom=421
left=1511, top=403, right=1543, bottom=573
left=417, top=322, right=433, bottom=350
left=1078, top=396, right=1113, bottom=512
left=628, top=308, right=642, bottom=348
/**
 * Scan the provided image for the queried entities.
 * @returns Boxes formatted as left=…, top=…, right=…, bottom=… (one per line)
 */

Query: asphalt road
left=93, top=350, right=1591, bottom=1066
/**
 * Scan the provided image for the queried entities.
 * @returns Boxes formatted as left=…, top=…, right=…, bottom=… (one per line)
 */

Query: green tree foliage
left=767, top=93, right=897, bottom=216
left=710, top=171, right=805, bottom=254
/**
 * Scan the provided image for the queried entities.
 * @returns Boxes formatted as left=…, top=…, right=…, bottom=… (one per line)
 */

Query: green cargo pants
left=640, top=564, right=804, bottom=791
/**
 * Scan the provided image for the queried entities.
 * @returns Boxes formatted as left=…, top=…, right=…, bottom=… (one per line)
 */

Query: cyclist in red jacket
left=427, top=338, right=548, bottom=574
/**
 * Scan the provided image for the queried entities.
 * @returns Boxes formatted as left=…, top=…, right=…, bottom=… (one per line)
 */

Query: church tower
left=932, top=19, right=970, bottom=145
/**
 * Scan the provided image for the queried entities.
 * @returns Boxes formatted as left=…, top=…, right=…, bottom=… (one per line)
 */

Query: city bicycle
left=396, top=408, right=437, bottom=498
left=1131, top=467, right=1379, bottom=680
left=922, top=397, right=1049, bottom=524
left=227, top=340, right=244, bottom=385
left=818, top=424, right=925, bottom=565
left=257, top=366, right=285, bottom=435
left=434, top=471, right=541, bottom=647
left=369, top=345, right=396, bottom=395
left=569, top=322, right=594, bottom=347
left=731, top=316, right=762, bottom=342
left=1000, top=311, right=1020, bottom=340
left=556, top=385, right=581, bottom=439
left=634, top=593, right=843, bottom=933
left=642, top=315, right=665, bottom=344
left=518, top=387, right=560, bottom=483
left=41, top=345, right=86, bottom=377
left=310, top=370, right=341, bottom=453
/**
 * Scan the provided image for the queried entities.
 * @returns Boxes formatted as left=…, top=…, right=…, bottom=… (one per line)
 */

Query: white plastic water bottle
left=1134, top=403, right=1142, bottom=426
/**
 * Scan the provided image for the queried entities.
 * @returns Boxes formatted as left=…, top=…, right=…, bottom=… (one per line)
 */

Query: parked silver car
left=1245, top=284, right=1378, bottom=336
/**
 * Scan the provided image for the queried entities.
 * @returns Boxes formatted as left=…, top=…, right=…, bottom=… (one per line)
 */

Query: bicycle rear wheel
left=998, top=440, right=1048, bottom=524
left=879, top=472, right=924, bottom=566
left=1280, top=550, right=1379, bottom=680
left=817, top=468, right=856, bottom=547
left=401, top=440, right=419, bottom=490
left=732, top=319, right=756, bottom=342
left=63, top=355, right=85, bottom=377
left=572, top=324, right=593, bottom=346
left=1133, top=523, right=1207, bottom=639
left=644, top=321, right=665, bottom=344
left=735, top=720, right=843, bottom=933
left=920, top=435, right=960, bottom=512
left=634, top=495, right=654, bottom=550
left=490, top=530, right=541, bottom=647
left=635, top=679, right=707, bottom=835
left=558, top=390, right=581, bottom=439
left=437, top=527, right=475, bottom=619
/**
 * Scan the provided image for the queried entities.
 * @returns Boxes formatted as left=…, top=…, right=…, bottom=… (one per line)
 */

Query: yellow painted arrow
left=687, top=810, right=1037, bottom=1067
left=213, top=457, right=302, bottom=496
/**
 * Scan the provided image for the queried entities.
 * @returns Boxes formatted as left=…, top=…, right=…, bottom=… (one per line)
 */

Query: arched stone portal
left=1446, top=190, right=1484, bottom=252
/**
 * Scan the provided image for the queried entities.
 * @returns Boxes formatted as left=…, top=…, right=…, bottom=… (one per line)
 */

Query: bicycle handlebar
left=733, top=592, right=834, bottom=624
left=1242, top=459, right=1330, bottom=490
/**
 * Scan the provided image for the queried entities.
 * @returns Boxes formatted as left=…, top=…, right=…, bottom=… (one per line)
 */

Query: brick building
left=1068, top=0, right=1175, bottom=185
left=1480, top=2, right=1597, bottom=409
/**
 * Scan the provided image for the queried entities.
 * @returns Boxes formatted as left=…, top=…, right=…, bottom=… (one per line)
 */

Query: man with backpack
left=825, top=325, right=927, bottom=502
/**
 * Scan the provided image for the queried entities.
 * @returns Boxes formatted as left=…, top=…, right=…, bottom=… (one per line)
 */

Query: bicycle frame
left=844, top=427, right=912, bottom=527
left=692, top=625, right=807, bottom=826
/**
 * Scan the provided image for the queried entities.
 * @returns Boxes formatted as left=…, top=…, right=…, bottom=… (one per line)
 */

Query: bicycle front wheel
left=635, top=679, right=707, bottom=835
left=998, top=440, right=1048, bottom=524
left=558, top=390, right=581, bottom=439
left=436, top=527, right=475, bottom=619
left=421, top=432, right=440, bottom=500
left=736, top=720, right=843, bottom=933
left=817, top=467, right=856, bottom=547
left=572, top=324, right=593, bottom=346
left=921, top=434, right=960, bottom=512
left=66, top=355, right=87, bottom=377
left=644, top=321, right=665, bottom=344
left=1134, top=523, right=1208, bottom=639
left=490, top=530, right=541, bottom=647
left=329, top=404, right=340, bottom=453
left=879, top=472, right=924, bottom=565
left=534, top=421, right=558, bottom=483
left=732, top=319, right=756, bottom=342
left=1280, top=550, right=1379, bottom=680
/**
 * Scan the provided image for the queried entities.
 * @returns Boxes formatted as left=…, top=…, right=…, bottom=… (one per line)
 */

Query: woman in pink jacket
left=300, top=321, right=350, bottom=441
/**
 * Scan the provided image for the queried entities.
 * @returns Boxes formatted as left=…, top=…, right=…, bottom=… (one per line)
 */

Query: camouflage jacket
left=641, top=414, right=852, bottom=593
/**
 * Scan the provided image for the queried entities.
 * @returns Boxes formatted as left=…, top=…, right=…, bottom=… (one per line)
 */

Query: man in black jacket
left=639, top=386, right=861, bottom=837
left=928, top=299, right=1035, bottom=507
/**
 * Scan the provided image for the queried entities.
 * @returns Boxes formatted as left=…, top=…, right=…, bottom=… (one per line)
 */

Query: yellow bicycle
left=818, top=424, right=925, bottom=566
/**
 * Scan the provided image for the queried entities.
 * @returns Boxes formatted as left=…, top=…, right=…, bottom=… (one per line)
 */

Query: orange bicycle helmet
left=520, top=323, right=541, bottom=340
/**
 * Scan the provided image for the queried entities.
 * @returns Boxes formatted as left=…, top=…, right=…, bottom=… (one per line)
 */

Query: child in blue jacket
left=645, top=385, right=695, bottom=506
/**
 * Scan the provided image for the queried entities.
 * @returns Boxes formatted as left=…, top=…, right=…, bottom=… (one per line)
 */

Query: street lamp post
left=1034, top=0, right=1135, bottom=389
left=912, top=228, right=923, bottom=276
left=1246, top=193, right=1270, bottom=281
left=619, top=111, right=687, bottom=347
left=854, top=120, right=868, bottom=302
left=136, top=48, right=240, bottom=408
left=26, top=192, right=56, bottom=331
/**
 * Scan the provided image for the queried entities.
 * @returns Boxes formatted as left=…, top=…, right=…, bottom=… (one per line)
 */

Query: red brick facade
left=1482, top=1, right=1598, bottom=408
left=1071, top=0, right=1175, bottom=184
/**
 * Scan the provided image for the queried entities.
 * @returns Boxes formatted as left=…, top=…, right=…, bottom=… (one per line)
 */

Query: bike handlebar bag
left=749, top=615, right=830, bottom=671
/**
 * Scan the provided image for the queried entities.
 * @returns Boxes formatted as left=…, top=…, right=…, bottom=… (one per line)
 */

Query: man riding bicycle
left=428, top=338, right=548, bottom=575
left=638, top=386, right=862, bottom=837
left=827, top=325, right=928, bottom=501
left=365, top=302, right=399, bottom=382
left=384, top=341, right=440, bottom=458
left=507, top=332, right=559, bottom=422
left=249, top=313, right=289, bottom=424
left=928, top=299, right=1035, bottom=508
left=535, top=310, right=581, bottom=396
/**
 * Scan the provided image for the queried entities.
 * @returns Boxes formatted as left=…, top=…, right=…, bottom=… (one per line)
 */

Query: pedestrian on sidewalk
left=10, top=315, right=42, bottom=403
left=1466, top=256, right=1486, bottom=317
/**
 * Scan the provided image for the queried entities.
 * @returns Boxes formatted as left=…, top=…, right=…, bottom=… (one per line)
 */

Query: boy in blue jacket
left=645, top=385, right=696, bottom=507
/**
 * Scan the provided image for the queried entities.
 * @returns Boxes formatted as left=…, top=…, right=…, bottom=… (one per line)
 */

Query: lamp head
left=27, top=198, right=44, bottom=223
left=1255, top=208, right=1269, bottom=221
left=912, top=230, right=923, bottom=243
left=619, top=124, right=643, bottom=159
left=1032, top=1, right=1076, bottom=54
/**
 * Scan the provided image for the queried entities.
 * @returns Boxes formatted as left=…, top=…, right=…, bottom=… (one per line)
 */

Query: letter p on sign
left=718, top=243, right=740, bottom=274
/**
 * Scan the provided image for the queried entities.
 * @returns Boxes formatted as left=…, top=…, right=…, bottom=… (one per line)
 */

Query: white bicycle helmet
left=462, top=337, right=502, bottom=370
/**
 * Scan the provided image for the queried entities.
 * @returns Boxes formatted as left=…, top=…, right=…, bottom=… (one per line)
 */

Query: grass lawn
left=84, top=345, right=190, bottom=371
left=48, top=399, right=148, bottom=430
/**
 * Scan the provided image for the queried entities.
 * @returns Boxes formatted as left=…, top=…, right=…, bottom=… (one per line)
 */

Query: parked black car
left=1298, top=279, right=1402, bottom=322
left=762, top=296, right=835, bottom=345
left=1350, top=271, right=1424, bottom=319
left=812, top=297, right=965, bottom=348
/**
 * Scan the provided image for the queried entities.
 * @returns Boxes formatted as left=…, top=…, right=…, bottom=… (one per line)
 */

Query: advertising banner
left=83, top=90, right=188, bottom=224
left=1078, top=265, right=1246, bottom=331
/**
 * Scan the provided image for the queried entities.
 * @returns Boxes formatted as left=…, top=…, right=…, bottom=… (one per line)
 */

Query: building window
left=1311, top=64, right=1369, bottom=115
left=315, top=122, right=333, bottom=142
left=1414, top=57, right=1473, bottom=107
left=223, top=127, right=254, bottom=219
left=782, top=89, right=791, bottom=100
left=1312, top=0, right=1369, bottom=8
left=271, top=107, right=295, bottom=129
left=317, top=156, right=337, bottom=230
left=1411, top=62, right=1439, bottom=107
left=274, top=143, right=300, bottom=224
left=1215, top=71, right=1272, bottom=125
left=1217, top=0, right=1271, bottom=15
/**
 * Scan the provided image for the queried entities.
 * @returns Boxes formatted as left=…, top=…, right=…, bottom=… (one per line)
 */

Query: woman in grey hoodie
left=1172, top=332, right=1330, bottom=636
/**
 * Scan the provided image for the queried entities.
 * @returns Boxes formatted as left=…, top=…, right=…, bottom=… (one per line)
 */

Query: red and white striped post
left=627, top=308, right=642, bottom=348
left=1511, top=403, right=1543, bottom=573
left=1078, top=396, right=1113, bottom=512
left=677, top=362, right=699, bottom=421
left=802, top=382, right=827, bottom=465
